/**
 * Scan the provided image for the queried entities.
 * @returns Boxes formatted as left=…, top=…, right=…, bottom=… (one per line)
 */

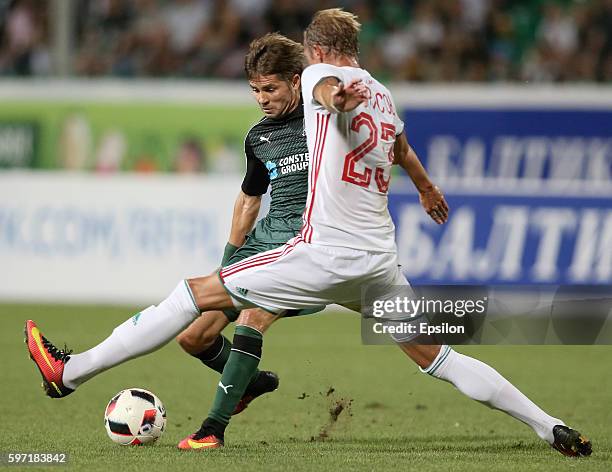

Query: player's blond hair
left=304, top=8, right=361, bottom=59
left=244, top=33, right=304, bottom=82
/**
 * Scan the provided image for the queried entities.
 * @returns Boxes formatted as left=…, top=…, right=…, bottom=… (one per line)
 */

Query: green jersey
left=222, top=103, right=323, bottom=321
left=241, top=103, right=309, bottom=242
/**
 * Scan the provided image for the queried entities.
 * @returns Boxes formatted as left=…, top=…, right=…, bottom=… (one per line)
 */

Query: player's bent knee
left=176, top=330, right=201, bottom=353
left=175, top=331, right=195, bottom=352
left=176, top=328, right=217, bottom=354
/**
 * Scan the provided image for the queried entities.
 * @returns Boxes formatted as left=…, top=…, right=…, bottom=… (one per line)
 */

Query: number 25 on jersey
left=342, top=111, right=395, bottom=193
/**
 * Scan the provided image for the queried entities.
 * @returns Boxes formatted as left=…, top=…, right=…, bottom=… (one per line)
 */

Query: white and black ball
left=103, top=388, right=166, bottom=445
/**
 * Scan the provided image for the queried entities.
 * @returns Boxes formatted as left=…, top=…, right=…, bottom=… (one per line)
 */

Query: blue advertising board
left=389, top=191, right=612, bottom=285
left=402, top=109, right=612, bottom=183
left=392, top=108, right=612, bottom=285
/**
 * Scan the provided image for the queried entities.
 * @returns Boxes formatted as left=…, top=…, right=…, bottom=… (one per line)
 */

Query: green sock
left=207, top=325, right=262, bottom=426
left=193, top=334, right=262, bottom=380
left=192, top=335, right=232, bottom=374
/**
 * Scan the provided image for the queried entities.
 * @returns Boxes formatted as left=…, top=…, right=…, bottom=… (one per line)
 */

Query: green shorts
left=220, top=233, right=325, bottom=321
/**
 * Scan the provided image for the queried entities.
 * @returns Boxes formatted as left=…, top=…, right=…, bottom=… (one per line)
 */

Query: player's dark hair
left=245, top=33, right=305, bottom=82
left=304, top=8, right=361, bottom=59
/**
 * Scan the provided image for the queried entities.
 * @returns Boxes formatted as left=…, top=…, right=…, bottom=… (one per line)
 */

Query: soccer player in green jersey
left=23, top=32, right=319, bottom=418
left=175, top=33, right=316, bottom=419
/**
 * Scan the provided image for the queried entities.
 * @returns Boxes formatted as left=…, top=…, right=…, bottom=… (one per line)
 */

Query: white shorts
left=219, top=236, right=413, bottom=317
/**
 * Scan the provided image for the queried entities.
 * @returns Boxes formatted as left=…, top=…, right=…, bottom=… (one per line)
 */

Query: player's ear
left=315, top=45, right=325, bottom=62
left=291, top=74, right=301, bottom=90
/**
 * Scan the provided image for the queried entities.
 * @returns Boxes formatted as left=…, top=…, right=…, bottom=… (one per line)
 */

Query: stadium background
left=0, top=1, right=611, bottom=471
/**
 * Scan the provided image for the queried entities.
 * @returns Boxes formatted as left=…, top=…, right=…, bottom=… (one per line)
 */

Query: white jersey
left=300, top=63, right=405, bottom=252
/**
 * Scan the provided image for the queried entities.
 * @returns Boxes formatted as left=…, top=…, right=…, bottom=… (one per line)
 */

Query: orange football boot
left=24, top=320, right=74, bottom=398
left=177, top=432, right=224, bottom=450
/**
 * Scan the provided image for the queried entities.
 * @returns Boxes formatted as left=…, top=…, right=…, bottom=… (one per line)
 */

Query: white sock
left=423, top=346, right=564, bottom=444
left=63, top=281, right=200, bottom=389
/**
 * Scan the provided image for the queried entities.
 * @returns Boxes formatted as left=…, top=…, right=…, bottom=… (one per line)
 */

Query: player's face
left=249, top=74, right=300, bottom=119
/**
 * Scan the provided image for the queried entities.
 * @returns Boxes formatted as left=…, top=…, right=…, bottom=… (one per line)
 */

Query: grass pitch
left=1, top=303, right=611, bottom=471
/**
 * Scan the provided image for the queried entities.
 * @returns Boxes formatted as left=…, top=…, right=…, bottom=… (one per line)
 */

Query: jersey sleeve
left=241, top=139, right=270, bottom=196
left=301, top=64, right=347, bottom=111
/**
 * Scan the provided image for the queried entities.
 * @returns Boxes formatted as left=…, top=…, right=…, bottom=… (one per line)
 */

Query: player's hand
left=331, top=79, right=368, bottom=112
left=419, top=186, right=449, bottom=224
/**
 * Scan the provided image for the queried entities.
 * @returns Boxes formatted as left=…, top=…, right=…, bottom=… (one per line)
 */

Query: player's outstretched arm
left=226, top=190, right=262, bottom=255
left=313, top=77, right=368, bottom=113
left=393, top=132, right=449, bottom=224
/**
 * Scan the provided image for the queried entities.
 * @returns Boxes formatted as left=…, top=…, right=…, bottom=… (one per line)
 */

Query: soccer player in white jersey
left=25, top=8, right=590, bottom=456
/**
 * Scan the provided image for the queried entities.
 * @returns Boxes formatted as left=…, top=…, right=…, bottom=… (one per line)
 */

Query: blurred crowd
left=0, top=0, right=51, bottom=75
left=1, top=0, right=612, bottom=82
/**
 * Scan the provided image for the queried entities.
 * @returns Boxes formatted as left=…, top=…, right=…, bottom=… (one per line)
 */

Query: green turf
left=1, top=303, right=610, bottom=471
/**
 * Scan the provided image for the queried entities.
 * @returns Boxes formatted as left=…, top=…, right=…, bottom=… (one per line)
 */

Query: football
left=103, top=388, right=166, bottom=446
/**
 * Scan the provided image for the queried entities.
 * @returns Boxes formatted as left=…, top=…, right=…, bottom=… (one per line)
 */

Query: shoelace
left=41, top=336, right=72, bottom=362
